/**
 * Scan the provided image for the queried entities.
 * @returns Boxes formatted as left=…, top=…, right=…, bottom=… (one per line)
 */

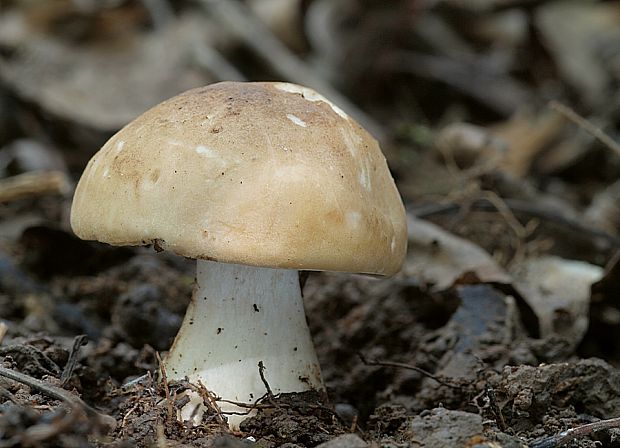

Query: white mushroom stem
left=165, top=259, right=324, bottom=429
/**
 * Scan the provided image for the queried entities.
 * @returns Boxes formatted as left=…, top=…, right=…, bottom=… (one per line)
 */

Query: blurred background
left=1, top=0, right=620, bottom=233
left=1, top=0, right=620, bottom=213
left=1, top=0, right=620, bottom=445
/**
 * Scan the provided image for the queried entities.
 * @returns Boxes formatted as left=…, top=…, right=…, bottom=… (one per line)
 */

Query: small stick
left=258, top=361, right=274, bottom=398
left=529, top=416, right=620, bottom=448
left=217, top=398, right=271, bottom=412
left=478, top=190, right=529, bottom=240
left=121, top=402, right=141, bottom=429
left=349, top=414, right=358, bottom=433
left=0, top=366, right=116, bottom=431
left=549, top=100, right=620, bottom=157
left=195, top=380, right=226, bottom=425
left=60, top=335, right=87, bottom=387
left=0, top=321, right=8, bottom=345
left=155, top=352, right=174, bottom=424
left=358, top=353, right=462, bottom=389
left=411, top=199, right=620, bottom=249
left=485, top=385, right=507, bottom=432
left=121, top=373, right=150, bottom=391
left=0, top=171, right=71, bottom=203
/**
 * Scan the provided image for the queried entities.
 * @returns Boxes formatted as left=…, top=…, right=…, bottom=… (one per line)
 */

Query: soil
left=1, top=225, right=619, bottom=447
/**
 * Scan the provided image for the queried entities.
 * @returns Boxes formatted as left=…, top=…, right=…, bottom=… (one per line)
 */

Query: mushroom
left=70, top=82, right=407, bottom=428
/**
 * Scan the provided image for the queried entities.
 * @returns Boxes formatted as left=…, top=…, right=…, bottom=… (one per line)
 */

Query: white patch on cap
left=341, top=128, right=372, bottom=191
left=103, top=168, right=110, bottom=178
left=341, top=128, right=359, bottom=158
left=390, top=236, right=396, bottom=252
left=274, top=83, right=349, bottom=119
left=196, top=145, right=217, bottom=157
left=286, top=114, right=307, bottom=127
left=115, top=140, right=125, bottom=152
left=346, top=211, right=361, bottom=228
left=168, top=139, right=182, bottom=146
left=359, top=171, right=371, bottom=191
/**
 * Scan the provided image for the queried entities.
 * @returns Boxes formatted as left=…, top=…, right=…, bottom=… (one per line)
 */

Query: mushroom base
left=165, top=259, right=324, bottom=429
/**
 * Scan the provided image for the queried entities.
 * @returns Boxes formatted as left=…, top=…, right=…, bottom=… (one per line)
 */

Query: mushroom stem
left=165, top=259, right=324, bottom=429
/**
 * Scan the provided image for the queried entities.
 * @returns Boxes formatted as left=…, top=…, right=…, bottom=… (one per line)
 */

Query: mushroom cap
left=71, top=82, right=407, bottom=275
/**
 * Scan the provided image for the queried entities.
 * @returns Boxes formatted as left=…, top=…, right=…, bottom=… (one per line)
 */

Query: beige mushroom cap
left=71, top=82, right=407, bottom=275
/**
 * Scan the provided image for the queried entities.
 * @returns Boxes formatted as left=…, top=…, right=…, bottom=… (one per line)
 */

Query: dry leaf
left=0, top=14, right=214, bottom=131
left=536, top=1, right=620, bottom=107
left=510, top=255, right=603, bottom=348
left=405, top=216, right=512, bottom=291
left=493, top=111, right=566, bottom=177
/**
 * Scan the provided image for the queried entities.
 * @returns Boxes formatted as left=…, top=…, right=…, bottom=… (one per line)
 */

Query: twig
left=358, top=353, right=462, bottom=389
left=258, top=361, right=274, bottom=399
left=121, top=373, right=150, bottom=391
left=155, top=352, right=174, bottom=425
left=199, top=0, right=386, bottom=143
left=121, top=402, right=141, bottom=429
left=196, top=380, right=227, bottom=425
left=381, top=50, right=529, bottom=116
left=60, top=335, right=87, bottom=387
left=0, top=366, right=116, bottom=431
left=216, top=398, right=272, bottom=412
left=549, top=100, right=620, bottom=157
left=167, top=377, right=229, bottom=424
left=168, top=377, right=271, bottom=415
left=350, top=414, right=358, bottom=433
left=477, top=190, right=529, bottom=240
left=411, top=199, right=620, bottom=249
left=484, top=385, right=507, bottom=432
left=0, top=345, right=60, bottom=377
left=0, top=322, right=7, bottom=345
left=0, top=171, right=71, bottom=203
left=529, top=416, right=620, bottom=448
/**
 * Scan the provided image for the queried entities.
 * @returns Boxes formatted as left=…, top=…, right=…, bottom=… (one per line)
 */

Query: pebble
left=315, top=434, right=368, bottom=448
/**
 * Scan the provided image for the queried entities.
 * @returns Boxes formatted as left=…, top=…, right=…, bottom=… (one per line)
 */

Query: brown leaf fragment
left=406, top=216, right=512, bottom=291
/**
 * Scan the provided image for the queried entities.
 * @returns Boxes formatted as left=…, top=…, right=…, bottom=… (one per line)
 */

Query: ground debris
left=494, top=359, right=620, bottom=430
left=404, top=216, right=512, bottom=291
left=0, top=363, right=114, bottom=447
left=239, top=390, right=345, bottom=447
left=315, top=433, right=367, bottom=448
left=407, top=408, right=493, bottom=448
left=112, top=374, right=228, bottom=447
left=0, top=403, right=96, bottom=447
left=510, top=256, right=603, bottom=348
